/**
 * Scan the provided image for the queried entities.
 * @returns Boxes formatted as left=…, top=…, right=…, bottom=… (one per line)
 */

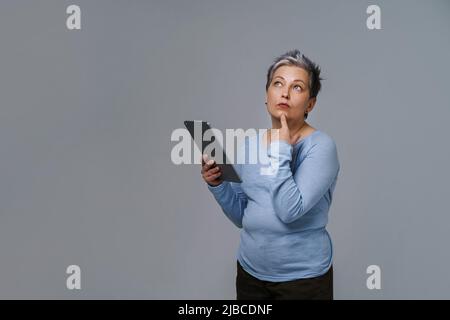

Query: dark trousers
left=236, top=261, right=333, bottom=300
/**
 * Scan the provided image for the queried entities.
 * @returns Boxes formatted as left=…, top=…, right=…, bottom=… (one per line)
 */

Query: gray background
left=0, top=0, right=449, bottom=299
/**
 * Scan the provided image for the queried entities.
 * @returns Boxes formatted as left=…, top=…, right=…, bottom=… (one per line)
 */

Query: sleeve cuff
left=268, top=140, right=293, bottom=160
left=207, top=181, right=229, bottom=194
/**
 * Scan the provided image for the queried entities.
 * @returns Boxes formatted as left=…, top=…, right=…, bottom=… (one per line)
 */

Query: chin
left=269, top=108, right=286, bottom=117
left=275, top=110, right=288, bottom=118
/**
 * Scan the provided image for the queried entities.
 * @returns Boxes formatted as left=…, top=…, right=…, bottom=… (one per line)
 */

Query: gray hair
left=265, top=49, right=323, bottom=99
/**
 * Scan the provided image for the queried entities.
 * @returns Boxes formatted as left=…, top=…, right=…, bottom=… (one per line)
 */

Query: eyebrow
left=273, top=76, right=306, bottom=85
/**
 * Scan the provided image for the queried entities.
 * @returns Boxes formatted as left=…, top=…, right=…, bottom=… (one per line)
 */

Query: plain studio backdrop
left=0, top=0, right=449, bottom=299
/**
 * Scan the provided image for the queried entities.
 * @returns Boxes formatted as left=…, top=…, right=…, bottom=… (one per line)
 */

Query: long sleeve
left=268, top=138, right=339, bottom=224
left=207, top=180, right=248, bottom=228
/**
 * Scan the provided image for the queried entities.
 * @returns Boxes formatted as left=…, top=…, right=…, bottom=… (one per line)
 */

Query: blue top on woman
left=207, top=130, right=340, bottom=282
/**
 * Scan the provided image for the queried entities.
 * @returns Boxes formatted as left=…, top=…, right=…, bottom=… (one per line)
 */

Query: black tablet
left=184, top=120, right=242, bottom=183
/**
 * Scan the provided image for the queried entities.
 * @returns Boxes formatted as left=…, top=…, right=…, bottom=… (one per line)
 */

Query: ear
left=306, top=97, right=317, bottom=113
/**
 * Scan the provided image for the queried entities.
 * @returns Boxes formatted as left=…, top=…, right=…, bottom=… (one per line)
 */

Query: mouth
left=276, top=103, right=290, bottom=109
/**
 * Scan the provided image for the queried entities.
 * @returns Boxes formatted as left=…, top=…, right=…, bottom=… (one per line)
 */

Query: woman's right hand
left=201, top=154, right=223, bottom=187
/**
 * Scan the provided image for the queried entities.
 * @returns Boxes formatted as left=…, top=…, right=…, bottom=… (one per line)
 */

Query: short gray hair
left=265, top=49, right=323, bottom=99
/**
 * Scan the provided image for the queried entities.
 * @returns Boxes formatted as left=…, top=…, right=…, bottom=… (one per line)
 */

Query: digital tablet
left=184, top=120, right=242, bottom=183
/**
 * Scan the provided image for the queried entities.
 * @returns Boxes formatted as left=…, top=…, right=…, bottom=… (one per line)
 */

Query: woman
left=201, top=50, right=340, bottom=300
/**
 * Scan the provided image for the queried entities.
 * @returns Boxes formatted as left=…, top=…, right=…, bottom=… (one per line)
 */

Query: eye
left=293, top=85, right=303, bottom=92
left=273, top=81, right=282, bottom=87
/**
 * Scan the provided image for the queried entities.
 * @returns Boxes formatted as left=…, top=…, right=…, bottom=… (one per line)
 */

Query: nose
left=281, top=88, right=289, bottom=99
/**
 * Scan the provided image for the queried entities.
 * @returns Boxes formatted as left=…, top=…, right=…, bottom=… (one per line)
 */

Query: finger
left=203, top=159, right=216, bottom=172
left=208, top=171, right=222, bottom=180
left=202, top=154, right=208, bottom=166
left=205, top=166, right=220, bottom=178
left=208, top=166, right=220, bottom=175
left=280, top=113, right=289, bottom=129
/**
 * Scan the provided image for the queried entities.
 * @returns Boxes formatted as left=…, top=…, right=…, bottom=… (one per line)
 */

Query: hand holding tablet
left=184, top=120, right=242, bottom=183
left=201, top=154, right=223, bottom=186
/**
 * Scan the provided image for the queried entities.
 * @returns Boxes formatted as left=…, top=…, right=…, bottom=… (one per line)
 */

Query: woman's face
left=266, top=65, right=316, bottom=123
